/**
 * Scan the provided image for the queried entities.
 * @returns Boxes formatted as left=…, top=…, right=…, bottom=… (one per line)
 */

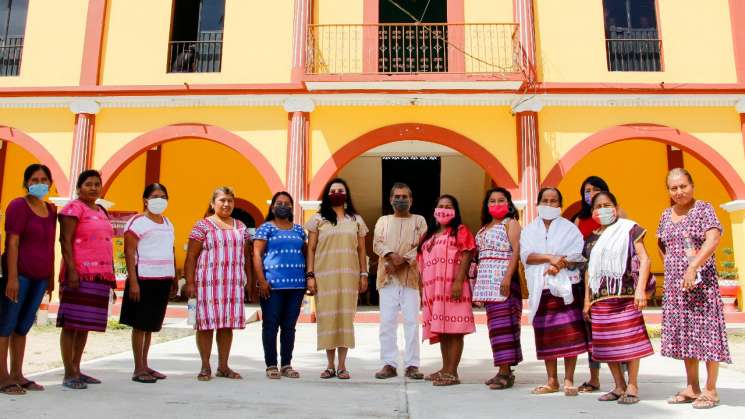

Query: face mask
left=434, top=208, right=455, bottom=226
left=488, top=203, right=509, bottom=219
left=392, top=198, right=410, bottom=212
left=592, top=207, right=617, bottom=226
left=273, top=205, right=293, bottom=219
left=329, top=192, right=346, bottom=207
left=147, top=198, right=168, bottom=215
left=584, top=191, right=593, bottom=206
left=28, top=183, right=49, bottom=199
left=537, top=205, right=562, bottom=221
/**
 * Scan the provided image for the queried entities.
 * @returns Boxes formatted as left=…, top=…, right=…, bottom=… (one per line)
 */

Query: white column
left=68, top=100, right=101, bottom=198
left=513, top=97, right=543, bottom=222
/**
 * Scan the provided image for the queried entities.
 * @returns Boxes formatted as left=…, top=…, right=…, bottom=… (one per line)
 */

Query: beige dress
left=305, top=213, right=368, bottom=350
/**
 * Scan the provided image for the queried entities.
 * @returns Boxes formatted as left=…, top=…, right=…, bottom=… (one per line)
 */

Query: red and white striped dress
left=189, top=218, right=250, bottom=331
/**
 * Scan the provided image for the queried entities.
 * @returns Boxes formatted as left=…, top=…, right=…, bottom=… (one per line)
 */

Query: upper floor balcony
left=304, top=22, right=525, bottom=90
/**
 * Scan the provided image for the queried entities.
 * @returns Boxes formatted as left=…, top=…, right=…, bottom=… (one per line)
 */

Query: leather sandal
left=531, top=385, right=559, bottom=395
left=320, top=368, right=336, bottom=379
left=692, top=394, right=720, bottom=409
left=266, top=366, right=281, bottom=379
left=432, top=373, right=460, bottom=386
left=280, top=366, right=300, bottom=379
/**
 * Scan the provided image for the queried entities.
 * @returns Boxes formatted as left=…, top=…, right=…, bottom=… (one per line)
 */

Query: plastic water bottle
left=682, top=231, right=702, bottom=286
left=187, top=298, right=197, bottom=326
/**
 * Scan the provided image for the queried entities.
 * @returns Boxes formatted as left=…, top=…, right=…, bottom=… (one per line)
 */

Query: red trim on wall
left=144, top=146, right=162, bottom=187
left=740, top=114, right=745, bottom=160
left=541, top=124, right=745, bottom=200
left=447, top=0, right=466, bottom=73
left=80, top=0, right=108, bottom=86
left=99, top=124, right=284, bottom=194
left=730, top=0, right=745, bottom=82
left=0, top=83, right=306, bottom=98
left=0, top=126, right=69, bottom=196
left=534, top=82, right=745, bottom=94
left=234, top=197, right=264, bottom=227
left=308, top=123, right=517, bottom=199
left=0, top=140, right=8, bottom=200
left=666, top=145, right=684, bottom=170
left=362, top=0, right=379, bottom=73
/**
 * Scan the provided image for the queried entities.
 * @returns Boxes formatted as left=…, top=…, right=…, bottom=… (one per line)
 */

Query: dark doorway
left=381, top=156, right=441, bottom=218
left=378, top=0, right=448, bottom=73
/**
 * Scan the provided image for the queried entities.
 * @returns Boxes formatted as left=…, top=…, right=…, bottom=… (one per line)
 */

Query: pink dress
left=418, top=224, right=476, bottom=344
left=58, top=199, right=114, bottom=284
left=189, top=218, right=250, bottom=331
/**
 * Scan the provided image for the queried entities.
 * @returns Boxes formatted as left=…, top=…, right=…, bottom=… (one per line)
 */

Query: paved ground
left=4, top=322, right=745, bottom=419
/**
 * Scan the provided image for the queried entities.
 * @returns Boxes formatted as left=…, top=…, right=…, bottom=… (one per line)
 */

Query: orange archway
left=0, top=125, right=70, bottom=196
left=100, top=123, right=284, bottom=194
left=308, top=123, right=518, bottom=199
left=542, top=123, right=745, bottom=200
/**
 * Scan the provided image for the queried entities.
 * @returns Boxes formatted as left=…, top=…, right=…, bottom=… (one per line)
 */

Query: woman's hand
left=499, top=278, right=511, bottom=297
left=258, top=280, right=271, bottom=300
left=451, top=280, right=463, bottom=300
left=549, top=255, right=566, bottom=270
left=634, top=288, right=647, bottom=310
left=358, top=275, right=368, bottom=294
left=185, top=282, right=196, bottom=299
left=66, top=269, right=80, bottom=290
left=582, top=299, right=591, bottom=322
left=682, top=266, right=697, bottom=291
left=5, top=277, right=19, bottom=303
left=169, top=280, right=178, bottom=299
left=128, top=278, right=141, bottom=302
left=306, top=277, right=317, bottom=296
left=544, top=265, right=559, bottom=276
left=47, top=276, right=55, bottom=299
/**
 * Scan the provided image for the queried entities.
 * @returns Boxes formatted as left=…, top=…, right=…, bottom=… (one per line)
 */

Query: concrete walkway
left=5, top=323, right=745, bottom=418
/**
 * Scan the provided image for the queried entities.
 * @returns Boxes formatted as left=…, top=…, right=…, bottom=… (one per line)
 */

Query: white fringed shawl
left=588, top=218, right=636, bottom=296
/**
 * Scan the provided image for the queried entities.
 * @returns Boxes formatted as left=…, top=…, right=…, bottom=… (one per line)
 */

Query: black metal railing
left=0, top=37, right=23, bottom=76
left=167, top=32, right=223, bottom=73
left=605, top=27, right=661, bottom=72
left=378, top=24, right=449, bottom=73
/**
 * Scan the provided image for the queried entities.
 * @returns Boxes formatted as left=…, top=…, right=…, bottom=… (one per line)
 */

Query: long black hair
left=418, top=194, right=463, bottom=252
left=577, top=176, right=610, bottom=220
left=480, top=187, right=519, bottom=226
left=265, top=191, right=294, bottom=222
left=318, top=178, right=358, bottom=225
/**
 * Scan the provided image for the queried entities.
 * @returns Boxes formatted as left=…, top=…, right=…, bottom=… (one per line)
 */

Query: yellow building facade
left=1, top=0, right=744, bottom=309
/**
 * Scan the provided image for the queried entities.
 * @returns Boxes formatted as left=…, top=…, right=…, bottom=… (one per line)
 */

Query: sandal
left=216, top=368, right=243, bottom=380
left=266, top=366, right=281, bottom=380
left=147, top=369, right=167, bottom=380
left=62, top=378, right=87, bottom=390
left=79, top=374, right=101, bottom=384
left=131, top=373, right=157, bottom=384
left=433, top=372, right=460, bottom=386
left=197, top=368, right=212, bottom=382
left=618, top=393, right=640, bottom=405
left=320, top=368, right=336, bottom=379
left=531, top=385, right=559, bottom=395
left=598, top=391, right=623, bottom=402
left=578, top=381, right=600, bottom=393
left=20, top=380, right=44, bottom=391
left=0, top=383, right=26, bottom=395
left=425, top=371, right=443, bottom=382
left=488, top=374, right=515, bottom=390
left=692, top=394, right=720, bottom=410
left=336, top=369, right=351, bottom=380
left=667, top=391, right=698, bottom=404
left=281, top=366, right=300, bottom=379
left=565, top=386, right=579, bottom=397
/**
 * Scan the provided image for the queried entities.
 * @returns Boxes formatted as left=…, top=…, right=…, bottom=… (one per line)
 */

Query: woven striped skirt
left=589, top=298, right=654, bottom=362
left=485, top=280, right=523, bottom=366
left=533, top=283, right=589, bottom=360
left=56, top=281, right=112, bottom=332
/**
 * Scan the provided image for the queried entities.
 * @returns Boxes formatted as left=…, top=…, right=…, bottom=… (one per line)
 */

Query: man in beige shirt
left=373, top=183, right=427, bottom=380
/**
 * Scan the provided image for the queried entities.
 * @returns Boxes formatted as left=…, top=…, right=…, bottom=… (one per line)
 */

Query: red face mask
left=329, top=192, right=346, bottom=207
left=434, top=207, right=455, bottom=226
left=488, top=203, right=509, bottom=219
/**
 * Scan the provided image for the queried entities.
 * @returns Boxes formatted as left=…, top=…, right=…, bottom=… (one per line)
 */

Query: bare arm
left=634, top=239, right=651, bottom=310
left=500, top=220, right=521, bottom=297
left=4, top=234, right=20, bottom=302
left=59, top=216, right=80, bottom=289
left=450, top=250, right=473, bottom=300
left=306, top=231, right=318, bottom=295
left=358, top=235, right=368, bottom=293
left=183, top=238, right=203, bottom=298
left=252, top=239, right=271, bottom=300
left=123, top=231, right=141, bottom=302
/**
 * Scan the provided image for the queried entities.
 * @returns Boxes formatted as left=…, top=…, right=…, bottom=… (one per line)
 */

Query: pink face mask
left=434, top=207, right=456, bottom=226
left=488, top=203, right=509, bottom=219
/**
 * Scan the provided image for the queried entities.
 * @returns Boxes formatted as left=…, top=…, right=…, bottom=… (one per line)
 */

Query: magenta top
left=2, top=197, right=57, bottom=280
left=59, top=199, right=115, bottom=284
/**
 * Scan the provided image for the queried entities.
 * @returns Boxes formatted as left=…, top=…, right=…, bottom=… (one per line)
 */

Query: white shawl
left=588, top=218, right=635, bottom=296
left=520, top=216, right=585, bottom=323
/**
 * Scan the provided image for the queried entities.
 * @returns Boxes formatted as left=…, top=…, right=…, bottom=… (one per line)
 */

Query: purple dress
left=656, top=201, right=731, bottom=363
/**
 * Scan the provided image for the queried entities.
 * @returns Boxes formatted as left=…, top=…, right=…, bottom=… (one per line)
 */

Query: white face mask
left=537, top=205, right=562, bottom=221
left=147, top=198, right=168, bottom=215
left=594, top=207, right=617, bottom=226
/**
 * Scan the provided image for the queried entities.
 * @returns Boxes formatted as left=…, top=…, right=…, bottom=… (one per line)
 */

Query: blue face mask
left=28, top=183, right=49, bottom=199
left=583, top=191, right=593, bottom=206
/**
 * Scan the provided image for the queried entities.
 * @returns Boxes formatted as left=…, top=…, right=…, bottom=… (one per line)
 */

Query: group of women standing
left=0, top=164, right=733, bottom=410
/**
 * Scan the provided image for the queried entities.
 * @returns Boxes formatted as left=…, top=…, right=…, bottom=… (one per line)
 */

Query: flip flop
left=79, top=374, right=101, bottom=384
left=62, top=378, right=87, bottom=390
left=598, top=391, right=623, bottom=402
left=667, top=392, right=698, bottom=404
left=20, top=380, right=44, bottom=391
left=565, top=386, right=579, bottom=397
left=532, top=385, right=560, bottom=395
left=618, top=394, right=640, bottom=405
left=692, top=394, right=720, bottom=409
left=0, top=383, right=26, bottom=395
left=578, top=381, right=600, bottom=393
left=132, top=373, right=157, bottom=384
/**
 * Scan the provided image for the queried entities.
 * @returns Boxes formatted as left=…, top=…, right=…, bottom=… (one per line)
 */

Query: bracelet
left=305, top=271, right=315, bottom=279
left=360, top=272, right=369, bottom=277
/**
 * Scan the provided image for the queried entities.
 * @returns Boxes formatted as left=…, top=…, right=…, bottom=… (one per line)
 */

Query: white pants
left=379, top=283, right=420, bottom=369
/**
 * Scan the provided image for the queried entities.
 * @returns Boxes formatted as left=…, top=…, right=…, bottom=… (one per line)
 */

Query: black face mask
left=392, top=198, right=410, bottom=212
left=273, top=205, right=293, bottom=219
